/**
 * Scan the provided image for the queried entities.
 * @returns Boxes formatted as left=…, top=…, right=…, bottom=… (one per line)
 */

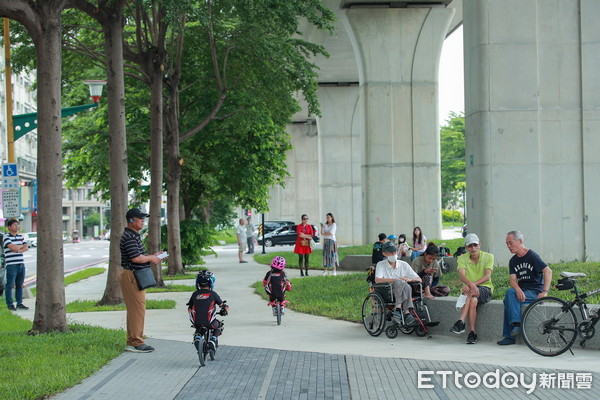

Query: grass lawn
left=214, top=229, right=237, bottom=245
left=31, top=267, right=106, bottom=297
left=251, top=261, right=600, bottom=324
left=66, top=299, right=176, bottom=313
left=0, top=308, right=124, bottom=400
left=252, top=239, right=466, bottom=269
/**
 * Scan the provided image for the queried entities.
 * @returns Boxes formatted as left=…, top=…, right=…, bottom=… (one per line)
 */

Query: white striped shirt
left=3, top=233, right=26, bottom=266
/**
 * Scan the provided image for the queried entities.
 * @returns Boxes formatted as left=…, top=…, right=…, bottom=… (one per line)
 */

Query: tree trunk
left=31, top=1, right=68, bottom=333
left=149, top=65, right=165, bottom=285
left=98, top=8, right=127, bottom=305
left=165, top=86, right=184, bottom=275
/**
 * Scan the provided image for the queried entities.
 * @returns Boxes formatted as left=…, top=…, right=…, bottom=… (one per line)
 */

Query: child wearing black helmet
left=187, top=270, right=228, bottom=349
left=263, top=256, right=292, bottom=315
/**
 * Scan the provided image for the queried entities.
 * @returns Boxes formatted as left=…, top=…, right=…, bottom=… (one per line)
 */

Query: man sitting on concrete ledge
left=497, top=231, right=552, bottom=346
left=451, top=233, right=494, bottom=345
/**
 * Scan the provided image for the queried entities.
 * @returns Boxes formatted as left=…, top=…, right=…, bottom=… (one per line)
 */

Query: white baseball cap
left=464, top=233, right=480, bottom=246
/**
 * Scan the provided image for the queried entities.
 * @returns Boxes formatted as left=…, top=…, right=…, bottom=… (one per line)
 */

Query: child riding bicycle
left=263, top=256, right=292, bottom=315
left=187, top=271, right=228, bottom=349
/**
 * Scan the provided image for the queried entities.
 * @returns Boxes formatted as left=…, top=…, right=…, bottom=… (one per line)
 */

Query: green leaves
left=440, top=112, right=465, bottom=209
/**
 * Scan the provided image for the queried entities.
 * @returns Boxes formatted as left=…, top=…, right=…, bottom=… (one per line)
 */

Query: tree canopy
left=440, top=112, right=465, bottom=210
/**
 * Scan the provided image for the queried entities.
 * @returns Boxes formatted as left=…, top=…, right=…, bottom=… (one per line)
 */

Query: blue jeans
left=502, top=288, right=539, bottom=338
left=5, top=264, right=26, bottom=307
left=411, top=250, right=423, bottom=261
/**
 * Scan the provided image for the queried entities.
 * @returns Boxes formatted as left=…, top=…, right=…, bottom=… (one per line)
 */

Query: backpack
left=453, top=246, right=466, bottom=257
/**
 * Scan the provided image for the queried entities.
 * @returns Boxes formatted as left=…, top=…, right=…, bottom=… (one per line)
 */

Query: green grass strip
left=0, top=308, right=125, bottom=400
left=31, top=267, right=106, bottom=296
left=65, top=299, right=176, bottom=313
left=147, top=283, right=195, bottom=293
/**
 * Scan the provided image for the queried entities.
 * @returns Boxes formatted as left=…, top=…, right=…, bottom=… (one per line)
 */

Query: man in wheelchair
left=375, top=241, right=422, bottom=327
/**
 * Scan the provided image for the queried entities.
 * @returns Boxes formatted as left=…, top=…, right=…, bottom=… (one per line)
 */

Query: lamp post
left=11, top=80, right=106, bottom=142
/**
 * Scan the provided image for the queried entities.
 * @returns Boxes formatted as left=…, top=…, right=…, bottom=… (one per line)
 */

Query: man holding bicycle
left=497, top=230, right=552, bottom=345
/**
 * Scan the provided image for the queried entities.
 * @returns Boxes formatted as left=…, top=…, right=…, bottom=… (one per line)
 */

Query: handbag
left=300, top=238, right=310, bottom=247
left=309, top=238, right=316, bottom=249
left=133, top=267, right=157, bottom=290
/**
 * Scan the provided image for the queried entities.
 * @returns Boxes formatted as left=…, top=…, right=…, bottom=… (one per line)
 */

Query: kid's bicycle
left=193, top=301, right=228, bottom=367
left=521, top=272, right=600, bottom=356
left=267, top=299, right=289, bottom=325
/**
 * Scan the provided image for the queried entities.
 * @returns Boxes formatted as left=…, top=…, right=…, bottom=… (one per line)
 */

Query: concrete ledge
left=339, top=255, right=457, bottom=272
left=420, top=296, right=600, bottom=348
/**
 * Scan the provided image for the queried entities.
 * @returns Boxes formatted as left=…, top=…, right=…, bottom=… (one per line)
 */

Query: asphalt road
left=23, top=239, right=110, bottom=282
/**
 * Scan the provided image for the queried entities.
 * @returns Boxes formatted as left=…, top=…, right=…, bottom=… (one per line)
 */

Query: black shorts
left=476, top=286, right=492, bottom=304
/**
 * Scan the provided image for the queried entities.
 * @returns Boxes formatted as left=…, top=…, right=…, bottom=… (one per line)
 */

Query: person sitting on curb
left=450, top=233, right=494, bottom=344
left=497, top=230, right=552, bottom=346
left=411, top=242, right=449, bottom=299
left=375, top=241, right=421, bottom=327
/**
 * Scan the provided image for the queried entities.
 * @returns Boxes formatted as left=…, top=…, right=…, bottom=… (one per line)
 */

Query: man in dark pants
left=120, top=208, right=162, bottom=353
left=3, top=219, right=29, bottom=311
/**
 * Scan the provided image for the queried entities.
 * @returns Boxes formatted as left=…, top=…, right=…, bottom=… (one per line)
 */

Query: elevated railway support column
left=344, top=6, right=454, bottom=242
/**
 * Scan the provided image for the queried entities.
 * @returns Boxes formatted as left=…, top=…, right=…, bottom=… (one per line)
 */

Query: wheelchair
left=362, top=266, right=439, bottom=338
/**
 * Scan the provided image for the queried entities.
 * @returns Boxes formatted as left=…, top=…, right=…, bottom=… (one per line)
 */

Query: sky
left=438, top=26, right=464, bottom=125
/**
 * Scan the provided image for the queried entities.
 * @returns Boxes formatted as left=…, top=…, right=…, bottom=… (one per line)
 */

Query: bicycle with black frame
left=521, top=271, right=600, bottom=356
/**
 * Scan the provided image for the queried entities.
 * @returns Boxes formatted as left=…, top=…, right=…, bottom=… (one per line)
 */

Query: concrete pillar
left=463, top=0, right=600, bottom=264
left=267, top=124, right=320, bottom=225
left=317, top=85, right=363, bottom=244
left=344, top=7, right=453, bottom=243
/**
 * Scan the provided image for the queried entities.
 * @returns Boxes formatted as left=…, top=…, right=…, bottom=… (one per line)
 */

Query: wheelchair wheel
left=415, top=325, right=428, bottom=337
left=385, top=325, right=398, bottom=339
left=362, top=293, right=386, bottom=336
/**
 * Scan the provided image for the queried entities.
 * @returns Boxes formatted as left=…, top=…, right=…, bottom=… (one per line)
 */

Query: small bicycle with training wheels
left=193, top=301, right=228, bottom=367
left=521, top=272, right=600, bottom=356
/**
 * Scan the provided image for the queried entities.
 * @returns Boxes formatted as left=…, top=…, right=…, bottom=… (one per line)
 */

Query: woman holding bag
left=294, top=214, right=316, bottom=276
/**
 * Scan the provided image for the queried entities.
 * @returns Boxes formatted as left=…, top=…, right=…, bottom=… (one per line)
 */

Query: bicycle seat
left=560, top=271, right=586, bottom=278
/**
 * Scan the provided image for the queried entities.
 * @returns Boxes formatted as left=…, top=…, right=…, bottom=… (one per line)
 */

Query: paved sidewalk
left=16, top=244, right=596, bottom=399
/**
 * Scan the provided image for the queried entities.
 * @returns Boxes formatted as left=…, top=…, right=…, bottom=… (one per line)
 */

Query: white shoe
left=333, top=271, right=337, bottom=276
left=321, top=270, right=327, bottom=276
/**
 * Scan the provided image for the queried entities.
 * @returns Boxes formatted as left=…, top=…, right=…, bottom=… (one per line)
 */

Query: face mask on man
left=387, top=255, right=397, bottom=263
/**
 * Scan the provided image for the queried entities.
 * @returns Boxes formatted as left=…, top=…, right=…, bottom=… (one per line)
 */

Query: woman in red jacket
left=294, top=214, right=316, bottom=276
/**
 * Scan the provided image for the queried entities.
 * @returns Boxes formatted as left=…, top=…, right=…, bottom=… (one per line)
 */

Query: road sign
left=3, top=190, right=20, bottom=218
left=2, top=163, right=20, bottom=190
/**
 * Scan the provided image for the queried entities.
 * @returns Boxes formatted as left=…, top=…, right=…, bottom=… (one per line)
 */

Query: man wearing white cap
left=451, top=233, right=494, bottom=344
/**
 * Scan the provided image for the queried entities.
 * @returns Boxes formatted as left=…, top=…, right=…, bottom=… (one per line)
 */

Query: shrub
left=442, top=209, right=463, bottom=223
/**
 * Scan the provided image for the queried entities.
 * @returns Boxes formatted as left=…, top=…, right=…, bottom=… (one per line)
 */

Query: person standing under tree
left=236, top=218, right=248, bottom=263
left=120, top=208, right=163, bottom=353
left=3, top=219, right=29, bottom=311
left=245, top=216, right=256, bottom=255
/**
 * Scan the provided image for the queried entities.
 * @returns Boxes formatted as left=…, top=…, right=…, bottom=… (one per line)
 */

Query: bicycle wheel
left=196, top=336, right=206, bottom=367
left=522, top=297, right=578, bottom=357
left=362, top=293, right=386, bottom=336
left=276, top=302, right=282, bottom=325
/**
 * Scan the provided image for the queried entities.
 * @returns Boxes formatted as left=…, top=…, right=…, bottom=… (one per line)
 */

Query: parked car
left=24, top=232, right=37, bottom=247
left=258, top=220, right=295, bottom=236
left=257, top=225, right=320, bottom=247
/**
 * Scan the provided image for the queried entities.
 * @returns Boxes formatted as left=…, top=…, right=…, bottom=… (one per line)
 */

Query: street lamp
left=11, top=80, right=106, bottom=141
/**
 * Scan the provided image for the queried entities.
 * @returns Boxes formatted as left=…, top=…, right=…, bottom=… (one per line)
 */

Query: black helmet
left=196, top=270, right=214, bottom=290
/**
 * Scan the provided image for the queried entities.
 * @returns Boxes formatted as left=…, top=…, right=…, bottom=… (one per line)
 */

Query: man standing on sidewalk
left=246, top=216, right=256, bottom=254
left=3, top=219, right=29, bottom=311
left=236, top=218, right=248, bottom=263
left=120, top=208, right=161, bottom=353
